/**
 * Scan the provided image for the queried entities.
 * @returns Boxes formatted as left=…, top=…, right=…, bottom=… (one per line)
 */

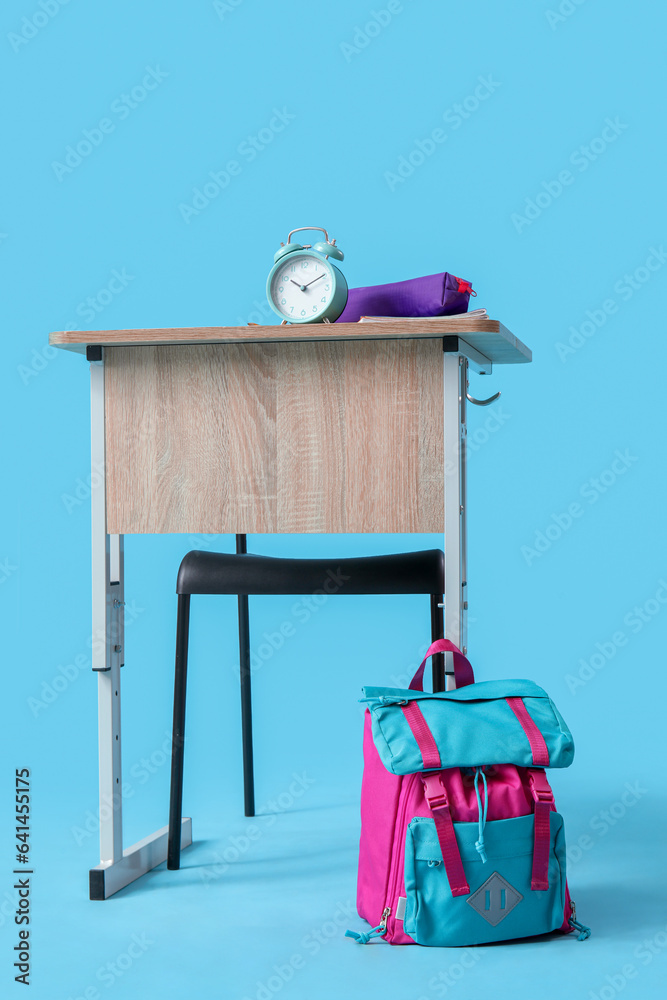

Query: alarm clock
left=266, top=227, right=348, bottom=324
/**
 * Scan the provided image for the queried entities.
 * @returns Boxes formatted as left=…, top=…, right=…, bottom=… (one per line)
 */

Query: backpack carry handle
left=409, top=639, right=475, bottom=691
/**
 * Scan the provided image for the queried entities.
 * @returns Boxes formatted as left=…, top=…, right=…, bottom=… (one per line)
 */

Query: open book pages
left=358, top=308, right=489, bottom=323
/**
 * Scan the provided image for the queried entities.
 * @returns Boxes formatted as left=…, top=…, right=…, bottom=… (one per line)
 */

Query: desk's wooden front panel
left=104, top=340, right=444, bottom=534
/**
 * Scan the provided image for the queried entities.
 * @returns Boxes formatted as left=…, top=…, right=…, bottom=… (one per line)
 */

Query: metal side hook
left=466, top=389, right=501, bottom=406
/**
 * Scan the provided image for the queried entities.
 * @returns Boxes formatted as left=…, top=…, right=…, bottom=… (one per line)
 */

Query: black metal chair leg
left=238, top=592, right=255, bottom=817
left=236, top=534, right=255, bottom=817
left=430, top=593, right=445, bottom=692
left=168, top=593, right=191, bottom=870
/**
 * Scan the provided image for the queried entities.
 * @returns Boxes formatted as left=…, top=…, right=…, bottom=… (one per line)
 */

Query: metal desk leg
left=87, top=354, right=191, bottom=899
left=443, top=354, right=468, bottom=689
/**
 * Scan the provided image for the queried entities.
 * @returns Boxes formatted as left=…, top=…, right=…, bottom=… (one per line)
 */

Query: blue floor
left=4, top=532, right=667, bottom=998
left=18, top=776, right=667, bottom=1000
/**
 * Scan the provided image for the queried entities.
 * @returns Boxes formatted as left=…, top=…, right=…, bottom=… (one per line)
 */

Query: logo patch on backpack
left=467, top=872, right=523, bottom=926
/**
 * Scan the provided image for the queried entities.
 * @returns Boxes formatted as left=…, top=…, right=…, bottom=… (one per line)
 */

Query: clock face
left=269, top=254, right=335, bottom=322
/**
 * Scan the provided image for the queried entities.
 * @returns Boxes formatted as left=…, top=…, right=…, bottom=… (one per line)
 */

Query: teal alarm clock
left=266, top=227, right=348, bottom=324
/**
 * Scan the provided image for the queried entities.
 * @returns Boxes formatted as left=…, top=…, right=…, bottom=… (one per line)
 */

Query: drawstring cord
left=345, top=923, right=384, bottom=944
left=569, top=902, right=591, bottom=940
left=473, top=766, right=488, bottom=863
left=568, top=916, right=592, bottom=941
left=346, top=907, right=390, bottom=944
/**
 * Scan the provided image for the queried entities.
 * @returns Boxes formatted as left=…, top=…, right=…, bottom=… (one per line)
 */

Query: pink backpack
left=347, top=640, right=590, bottom=947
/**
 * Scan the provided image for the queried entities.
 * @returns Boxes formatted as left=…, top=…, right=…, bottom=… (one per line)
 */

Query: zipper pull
left=568, top=899, right=591, bottom=941
left=346, top=907, right=390, bottom=944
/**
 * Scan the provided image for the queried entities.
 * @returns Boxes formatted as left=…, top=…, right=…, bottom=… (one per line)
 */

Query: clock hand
left=289, top=272, right=328, bottom=293
left=304, top=272, right=327, bottom=287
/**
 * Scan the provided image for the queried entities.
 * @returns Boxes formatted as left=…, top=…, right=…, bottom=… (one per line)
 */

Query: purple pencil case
left=336, top=271, right=474, bottom=324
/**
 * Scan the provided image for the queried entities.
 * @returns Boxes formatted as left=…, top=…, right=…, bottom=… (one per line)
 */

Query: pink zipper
left=383, top=771, right=418, bottom=939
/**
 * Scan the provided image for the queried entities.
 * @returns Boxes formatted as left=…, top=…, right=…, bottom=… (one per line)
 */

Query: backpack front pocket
left=403, top=813, right=566, bottom=947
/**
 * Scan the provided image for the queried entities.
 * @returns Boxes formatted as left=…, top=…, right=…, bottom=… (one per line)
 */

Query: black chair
left=167, top=538, right=445, bottom=870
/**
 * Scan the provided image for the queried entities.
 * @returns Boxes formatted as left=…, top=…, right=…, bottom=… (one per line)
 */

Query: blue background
left=2, top=1, right=666, bottom=997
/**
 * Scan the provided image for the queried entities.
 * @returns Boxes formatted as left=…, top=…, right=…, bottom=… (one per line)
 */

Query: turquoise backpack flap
left=362, top=645, right=574, bottom=775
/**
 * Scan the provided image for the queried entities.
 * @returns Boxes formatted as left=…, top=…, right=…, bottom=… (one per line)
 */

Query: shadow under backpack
left=347, top=640, right=591, bottom=947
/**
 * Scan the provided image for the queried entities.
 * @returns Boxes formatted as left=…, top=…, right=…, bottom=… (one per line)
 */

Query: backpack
left=346, top=639, right=591, bottom=947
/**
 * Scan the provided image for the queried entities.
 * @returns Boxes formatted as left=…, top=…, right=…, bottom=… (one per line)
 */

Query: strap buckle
left=422, top=773, right=449, bottom=812
left=528, top=768, right=554, bottom=805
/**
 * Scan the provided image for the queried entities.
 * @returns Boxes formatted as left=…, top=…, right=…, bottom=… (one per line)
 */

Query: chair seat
left=177, top=548, right=445, bottom=596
